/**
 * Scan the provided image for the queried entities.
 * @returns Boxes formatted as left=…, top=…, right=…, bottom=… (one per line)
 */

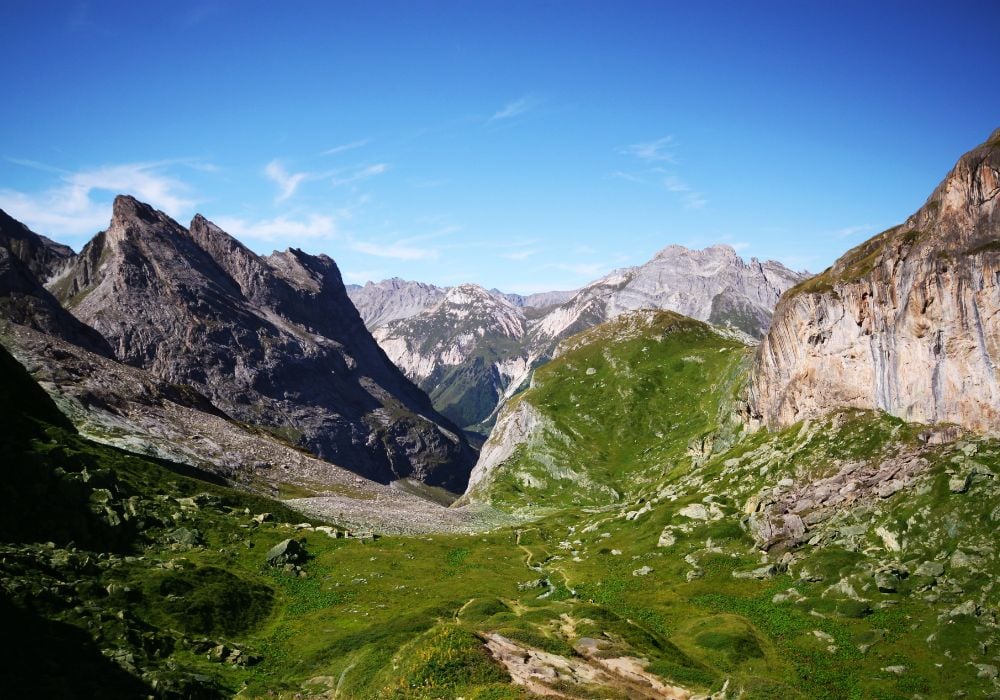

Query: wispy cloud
left=619, top=136, right=676, bottom=163
left=0, top=159, right=199, bottom=238
left=488, top=94, right=539, bottom=123
left=663, top=175, right=707, bottom=209
left=500, top=249, right=537, bottom=261
left=265, top=160, right=308, bottom=202
left=331, top=163, right=390, bottom=187
left=263, top=157, right=389, bottom=199
left=610, top=170, right=645, bottom=184
left=322, top=139, right=370, bottom=157
left=617, top=136, right=707, bottom=209
left=214, top=214, right=337, bottom=242
left=350, top=239, right=438, bottom=261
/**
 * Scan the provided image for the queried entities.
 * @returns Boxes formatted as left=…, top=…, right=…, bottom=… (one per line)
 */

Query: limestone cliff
left=750, top=128, right=1000, bottom=433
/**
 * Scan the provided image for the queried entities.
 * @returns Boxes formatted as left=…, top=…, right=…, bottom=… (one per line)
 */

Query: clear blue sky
left=2, top=1, right=998, bottom=293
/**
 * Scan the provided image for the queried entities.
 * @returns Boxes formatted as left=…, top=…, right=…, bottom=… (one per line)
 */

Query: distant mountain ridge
left=361, top=244, right=804, bottom=431
left=346, top=278, right=575, bottom=330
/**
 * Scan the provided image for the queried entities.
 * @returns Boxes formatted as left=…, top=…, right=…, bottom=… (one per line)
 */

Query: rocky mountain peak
left=43, top=195, right=476, bottom=488
left=442, top=283, right=511, bottom=307
left=111, top=194, right=163, bottom=227
left=267, top=248, right=339, bottom=294
left=653, top=243, right=739, bottom=263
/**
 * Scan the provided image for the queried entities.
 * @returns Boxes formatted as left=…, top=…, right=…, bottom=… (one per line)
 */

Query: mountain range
left=350, top=245, right=805, bottom=433
left=1, top=196, right=476, bottom=491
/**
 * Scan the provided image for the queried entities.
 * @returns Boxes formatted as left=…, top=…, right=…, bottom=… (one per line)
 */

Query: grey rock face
left=751, top=128, right=1000, bottom=433
left=49, top=196, right=476, bottom=490
left=490, top=289, right=577, bottom=310
left=264, top=538, right=306, bottom=567
left=347, top=277, right=447, bottom=329
left=0, top=209, right=75, bottom=282
left=530, top=245, right=804, bottom=349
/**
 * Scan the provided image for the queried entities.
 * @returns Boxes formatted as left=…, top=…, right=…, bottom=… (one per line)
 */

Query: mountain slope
left=462, top=310, right=750, bottom=509
left=751, top=127, right=1000, bottom=432
left=373, top=284, right=531, bottom=430
left=531, top=244, right=804, bottom=349
left=0, top=208, right=74, bottom=281
left=46, top=196, right=475, bottom=490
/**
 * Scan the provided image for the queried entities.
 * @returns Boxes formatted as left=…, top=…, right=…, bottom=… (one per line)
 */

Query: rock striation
left=42, top=196, right=476, bottom=489
left=750, top=127, right=1000, bottom=433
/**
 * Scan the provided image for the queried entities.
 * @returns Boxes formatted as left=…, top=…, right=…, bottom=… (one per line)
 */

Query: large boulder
left=264, top=538, right=307, bottom=567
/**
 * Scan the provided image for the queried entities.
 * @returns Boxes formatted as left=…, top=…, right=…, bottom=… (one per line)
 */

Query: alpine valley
left=2, top=127, right=1000, bottom=700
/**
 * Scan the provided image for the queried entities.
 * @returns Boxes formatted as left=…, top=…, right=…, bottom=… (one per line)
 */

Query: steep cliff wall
left=751, top=128, right=1000, bottom=432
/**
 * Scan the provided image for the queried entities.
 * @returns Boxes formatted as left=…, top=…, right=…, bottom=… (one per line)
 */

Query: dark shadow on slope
left=0, top=594, right=155, bottom=699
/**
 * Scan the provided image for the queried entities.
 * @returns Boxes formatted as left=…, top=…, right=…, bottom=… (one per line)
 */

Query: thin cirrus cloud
left=264, top=160, right=308, bottom=202
left=616, top=136, right=707, bottom=209
left=0, top=159, right=199, bottom=239
left=619, top=136, right=676, bottom=162
left=331, top=163, right=390, bottom=187
left=487, top=94, right=540, bottom=123
left=610, top=170, right=645, bottom=184
left=321, top=139, right=370, bottom=157
left=263, top=159, right=389, bottom=200
left=214, top=214, right=337, bottom=243
left=662, top=175, right=707, bottom=209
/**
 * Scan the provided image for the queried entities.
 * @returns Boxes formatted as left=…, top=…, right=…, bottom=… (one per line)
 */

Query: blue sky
left=2, top=1, right=999, bottom=293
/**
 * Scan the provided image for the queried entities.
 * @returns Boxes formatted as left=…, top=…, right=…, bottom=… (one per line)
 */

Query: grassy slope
left=6, top=307, right=1000, bottom=698
left=474, top=311, right=748, bottom=510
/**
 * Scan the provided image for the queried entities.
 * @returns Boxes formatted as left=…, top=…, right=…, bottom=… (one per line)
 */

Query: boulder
left=265, top=538, right=307, bottom=567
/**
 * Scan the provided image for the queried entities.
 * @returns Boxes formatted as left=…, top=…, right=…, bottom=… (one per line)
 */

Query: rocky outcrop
left=490, top=288, right=576, bottom=310
left=750, top=128, right=1000, bottom=433
left=47, top=196, right=476, bottom=489
left=462, top=399, right=547, bottom=497
left=0, top=209, right=75, bottom=282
